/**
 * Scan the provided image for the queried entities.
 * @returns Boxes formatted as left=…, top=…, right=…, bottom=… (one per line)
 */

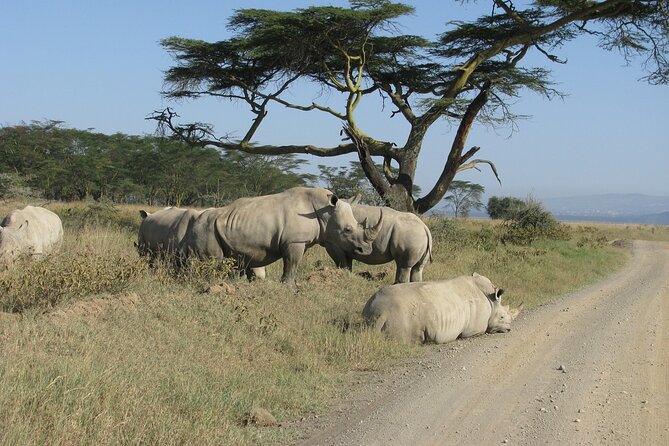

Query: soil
left=291, top=240, right=669, bottom=445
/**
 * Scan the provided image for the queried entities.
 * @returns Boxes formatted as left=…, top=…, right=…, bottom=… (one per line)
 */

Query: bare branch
left=457, top=159, right=502, bottom=185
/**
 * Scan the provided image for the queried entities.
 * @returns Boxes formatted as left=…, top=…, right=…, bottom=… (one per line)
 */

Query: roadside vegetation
left=1, top=200, right=668, bottom=445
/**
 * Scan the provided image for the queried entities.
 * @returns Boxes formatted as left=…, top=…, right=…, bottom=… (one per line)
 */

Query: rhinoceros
left=324, top=200, right=432, bottom=283
left=362, top=273, right=521, bottom=344
left=182, top=187, right=382, bottom=286
left=0, top=205, right=63, bottom=269
left=136, top=206, right=203, bottom=267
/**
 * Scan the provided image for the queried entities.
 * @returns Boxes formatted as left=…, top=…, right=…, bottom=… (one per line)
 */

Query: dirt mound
left=49, top=292, right=140, bottom=320
left=306, top=267, right=348, bottom=285
left=357, top=270, right=389, bottom=281
left=202, top=282, right=236, bottom=295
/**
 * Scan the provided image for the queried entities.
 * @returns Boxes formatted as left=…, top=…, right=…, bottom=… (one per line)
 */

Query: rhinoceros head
left=322, top=194, right=381, bottom=256
left=486, top=288, right=514, bottom=333
left=472, top=273, right=521, bottom=333
left=0, top=222, right=28, bottom=268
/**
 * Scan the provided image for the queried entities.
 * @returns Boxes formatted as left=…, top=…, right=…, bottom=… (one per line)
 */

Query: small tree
left=487, top=196, right=526, bottom=219
left=444, top=180, right=484, bottom=218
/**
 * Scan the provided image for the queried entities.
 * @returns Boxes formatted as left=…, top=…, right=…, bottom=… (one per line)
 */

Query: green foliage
left=318, top=161, right=384, bottom=204
left=318, top=161, right=421, bottom=204
left=220, top=151, right=317, bottom=203
left=487, top=196, right=526, bottom=219
left=443, top=180, right=484, bottom=217
left=0, top=172, right=42, bottom=200
left=0, top=121, right=312, bottom=206
left=501, top=199, right=571, bottom=245
left=57, top=201, right=138, bottom=232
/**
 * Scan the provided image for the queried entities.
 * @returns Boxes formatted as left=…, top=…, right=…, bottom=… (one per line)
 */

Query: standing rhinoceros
left=324, top=201, right=432, bottom=283
left=136, top=206, right=203, bottom=267
left=182, top=187, right=382, bottom=286
left=0, top=205, right=63, bottom=269
left=362, top=273, right=521, bottom=344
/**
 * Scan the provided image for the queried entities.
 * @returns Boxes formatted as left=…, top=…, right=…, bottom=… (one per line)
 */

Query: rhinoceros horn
left=364, top=210, right=384, bottom=241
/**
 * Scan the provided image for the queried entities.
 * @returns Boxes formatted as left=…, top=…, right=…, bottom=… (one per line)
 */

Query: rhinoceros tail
left=417, top=223, right=433, bottom=267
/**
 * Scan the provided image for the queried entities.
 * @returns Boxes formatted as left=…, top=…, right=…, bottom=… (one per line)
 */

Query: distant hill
left=542, top=194, right=669, bottom=225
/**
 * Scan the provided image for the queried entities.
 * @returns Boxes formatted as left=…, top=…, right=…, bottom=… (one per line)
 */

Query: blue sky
left=2, top=1, right=668, bottom=200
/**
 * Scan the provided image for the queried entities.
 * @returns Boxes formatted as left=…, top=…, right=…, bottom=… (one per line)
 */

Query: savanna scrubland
left=1, top=200, right=668, bottom=445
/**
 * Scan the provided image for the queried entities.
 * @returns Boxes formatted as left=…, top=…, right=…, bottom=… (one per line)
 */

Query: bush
left=487, top=196, right=525, bottom=220
left=0, top=251, right=145, bottom=312
left=427, top=216, right=501, bottom=251
left=501, top=200, right=570, bottom=245
left=0, top=173, right=42, bottom=200
left=57, top=200, right=138, bottom=231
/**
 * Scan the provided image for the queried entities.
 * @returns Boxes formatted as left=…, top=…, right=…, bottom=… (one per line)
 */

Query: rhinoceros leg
left=246, top=267, right=267, bottom=281
left=325, top=244, right=352, bottom=270
left=395, top=266, right=411, bottom=283
left=281, top=243, right=306, bottom=286
left=410, top=264, right=424, bottom=282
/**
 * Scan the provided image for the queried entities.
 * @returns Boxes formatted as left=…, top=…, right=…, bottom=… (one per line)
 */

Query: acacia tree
left=150, top=0, right=668, bottom=212
left=444, top=180, right=485, bottom=217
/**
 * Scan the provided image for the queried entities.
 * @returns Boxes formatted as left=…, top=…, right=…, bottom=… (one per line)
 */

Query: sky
left=2, top=0, right=668, bottom=201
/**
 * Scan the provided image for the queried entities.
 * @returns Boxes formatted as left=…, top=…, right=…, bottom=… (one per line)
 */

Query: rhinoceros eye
left=343, top=226, right=353, bottom=234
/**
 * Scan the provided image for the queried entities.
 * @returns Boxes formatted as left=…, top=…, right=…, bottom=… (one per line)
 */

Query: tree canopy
left=0, top=121, right=313, bottom=205
left=152, top=0, right=668, bottom=212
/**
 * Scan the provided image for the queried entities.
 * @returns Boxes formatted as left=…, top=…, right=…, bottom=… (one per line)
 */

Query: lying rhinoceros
left=362, top=273, right=521, bottom=344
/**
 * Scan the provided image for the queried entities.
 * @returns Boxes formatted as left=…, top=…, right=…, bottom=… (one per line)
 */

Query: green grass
left=1, top=201, right=665, bottom=445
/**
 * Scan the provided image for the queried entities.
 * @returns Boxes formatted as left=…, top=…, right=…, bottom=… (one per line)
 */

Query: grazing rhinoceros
left=324, top=200, right=432, bottom=283
left=136, top=206, right=203, bottom=267
left=0, top=205, right=63, bottom=269
left=362, top=273, right=521, bottom=344
left=182, top=187, right=382, bottom=286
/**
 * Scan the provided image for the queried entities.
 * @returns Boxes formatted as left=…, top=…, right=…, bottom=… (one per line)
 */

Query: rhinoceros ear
left=327, top=193, right=339, bottom=207
left=495, top=288, right=504, bottom=300
left=139, top=210, right=149, bottom=219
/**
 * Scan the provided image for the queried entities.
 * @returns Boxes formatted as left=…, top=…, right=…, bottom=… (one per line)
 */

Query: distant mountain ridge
left=541, top=193, right=669, bottom=225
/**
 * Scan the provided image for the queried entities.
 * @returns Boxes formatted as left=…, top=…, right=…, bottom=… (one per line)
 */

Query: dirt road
left=295, top=240, right=669, bottom=445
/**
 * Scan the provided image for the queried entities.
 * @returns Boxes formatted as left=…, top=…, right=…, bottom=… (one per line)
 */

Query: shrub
left=0, top=251, right=145, bottom=312
left=0, top=172, right=42, bottom=200
left=57, top=200, right=138, bottom=231
left=427, top=216, right=501, bottom=250
left=501, top=199, right=570, bottom=245
left=486, top=196, right=525, bottom=220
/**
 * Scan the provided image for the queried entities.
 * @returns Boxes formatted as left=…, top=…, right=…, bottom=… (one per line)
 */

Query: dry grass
left=1, top=201, right=664, bottom=445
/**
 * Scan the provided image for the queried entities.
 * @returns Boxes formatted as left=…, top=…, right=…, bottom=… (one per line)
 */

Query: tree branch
left=415, top=83, right=491, bottom=213
left=146, top=107, right=398, bottom=157
left=342, top=124, right=392, bottom=198
left=457, top=159, right=502, bottom=184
